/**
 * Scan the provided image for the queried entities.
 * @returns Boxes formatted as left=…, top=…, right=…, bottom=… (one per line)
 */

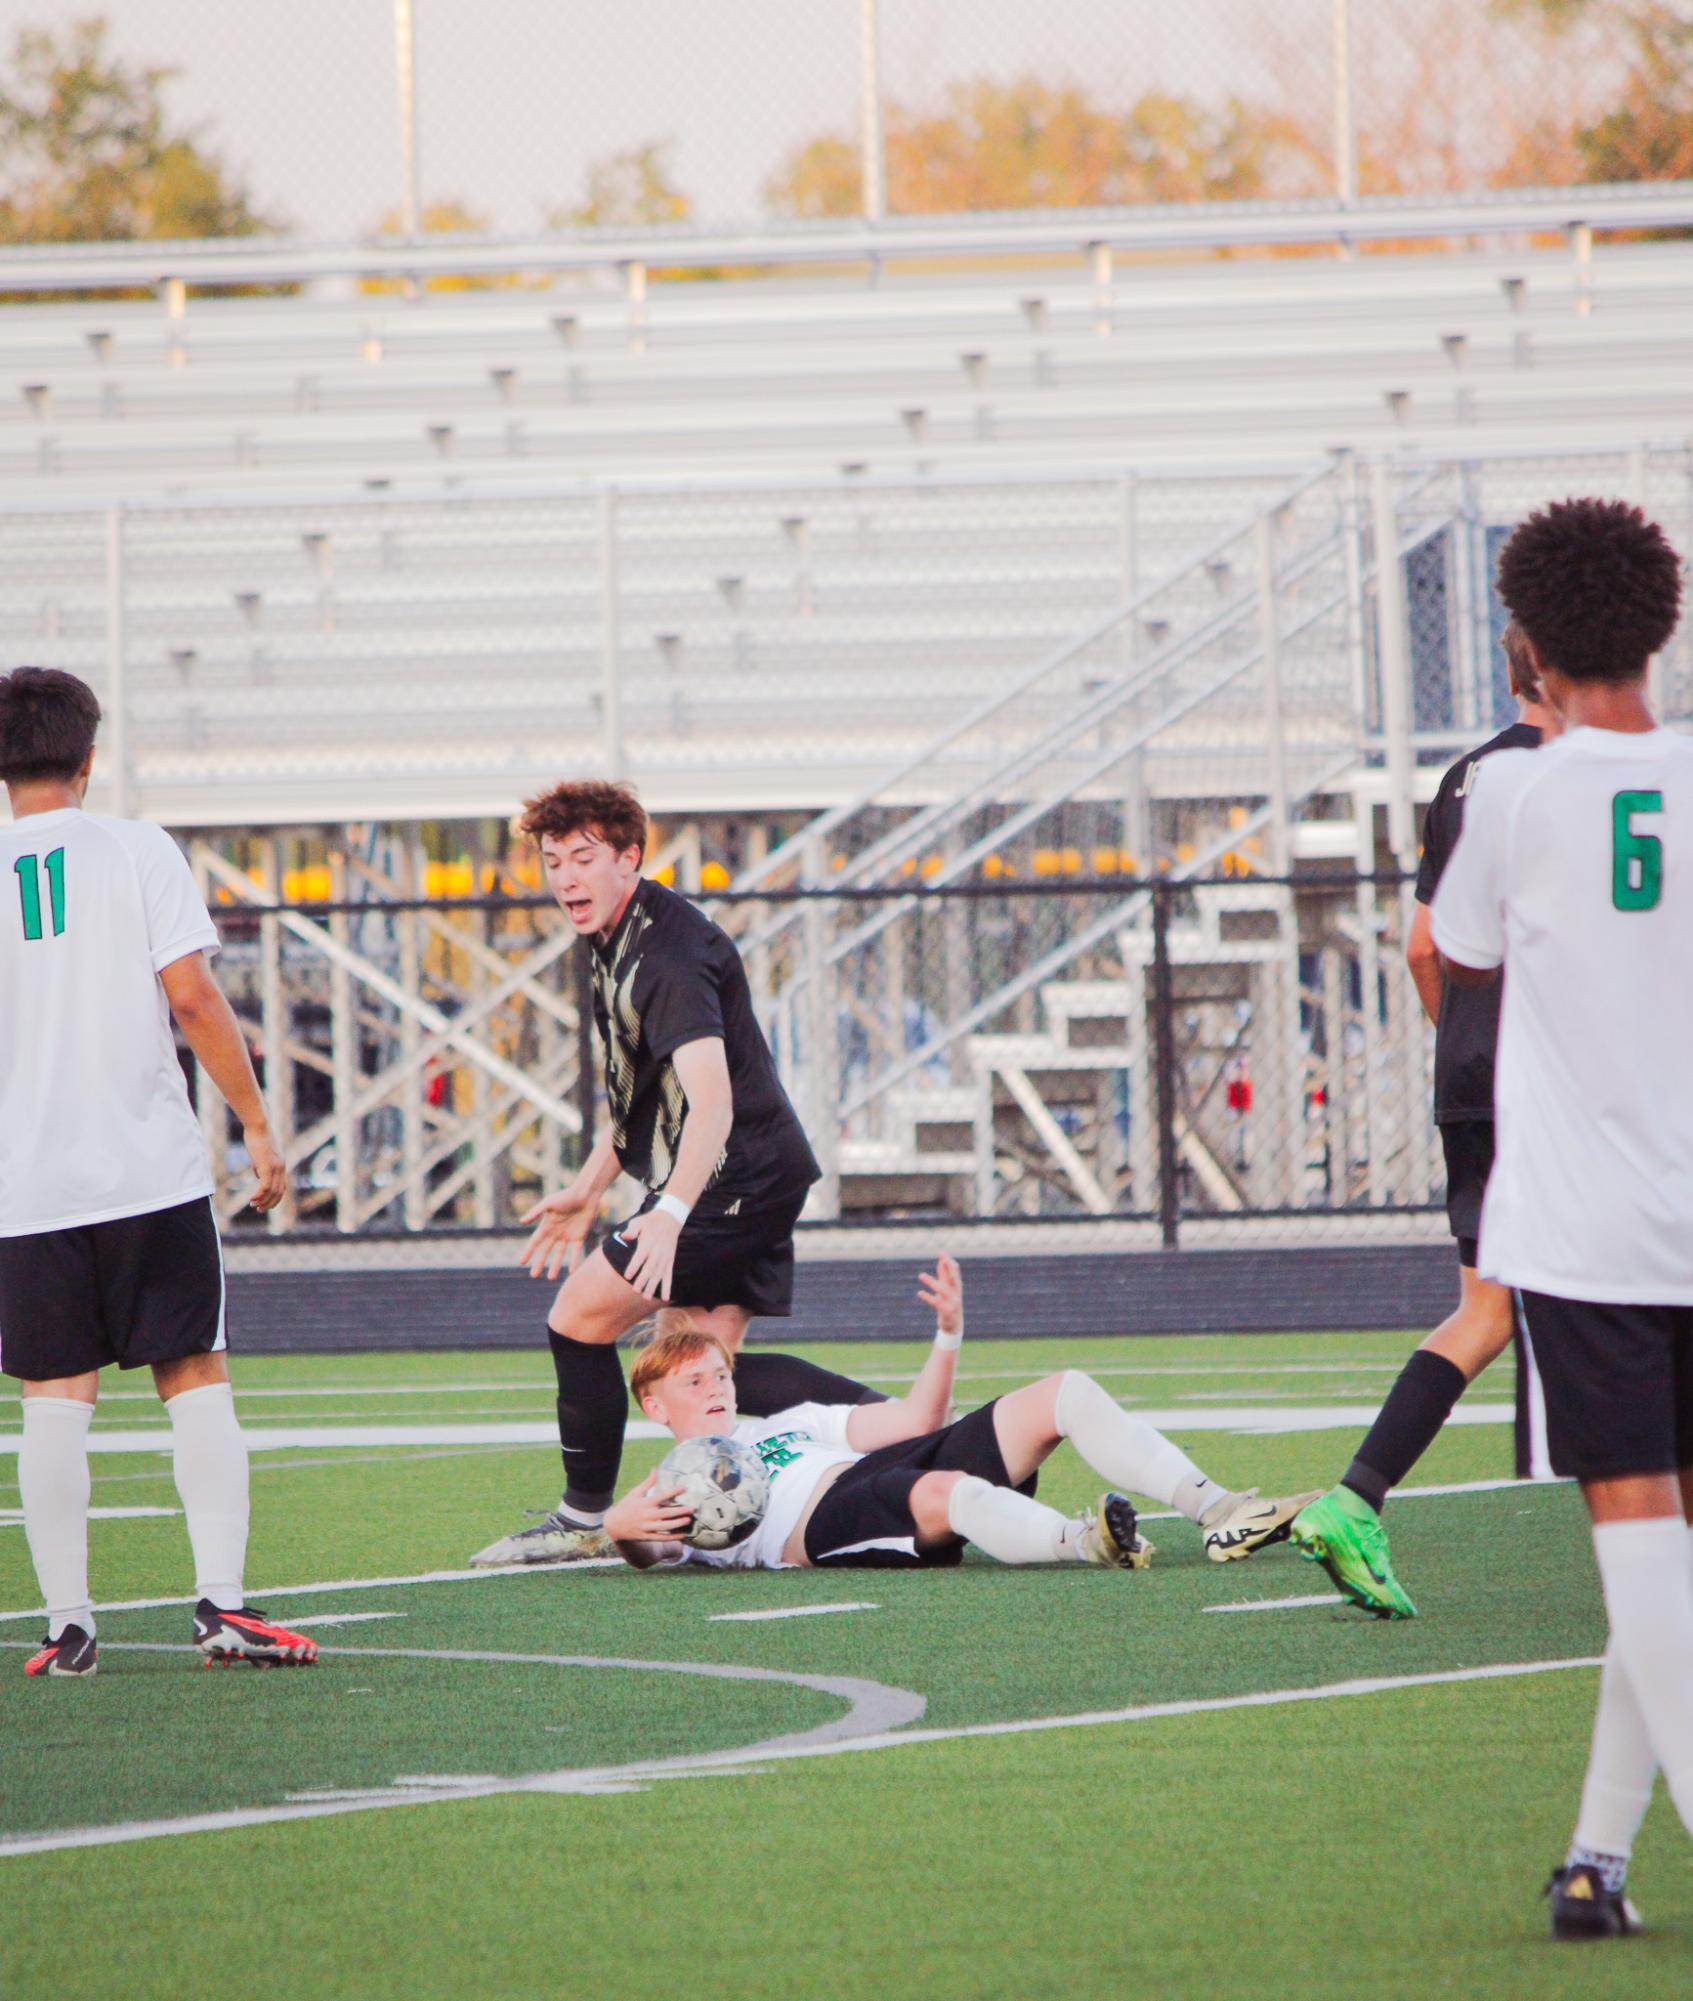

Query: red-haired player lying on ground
left=607, top=1255, right=1318, bottom=1574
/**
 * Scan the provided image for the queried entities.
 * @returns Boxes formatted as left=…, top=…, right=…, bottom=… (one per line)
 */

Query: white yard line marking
left=285, top=1612, right=408, bottom=1629
left=0, top=1506, right=178, bottom=1527
left=0, top=1404, right=1519, bottom=1457
left=0, top=1649, right=1600, bottom=1857
left=0, top=1560, right=620, bottom=1626
left=0, top=1646, right=927, bottom=1856
left=0, top=1475, right=1569, bottom=1626
left=1205, top=1593, right=1346, bottom=1614
left=710, top=1602, right=878, bottom=1624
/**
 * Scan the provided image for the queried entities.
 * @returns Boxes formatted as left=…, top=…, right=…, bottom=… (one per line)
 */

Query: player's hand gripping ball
left=655, top=1435, right=770, bottom=1549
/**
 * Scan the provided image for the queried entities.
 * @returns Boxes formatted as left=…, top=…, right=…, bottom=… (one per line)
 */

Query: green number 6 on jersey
left=1612, top=790, right=1663, bottom=912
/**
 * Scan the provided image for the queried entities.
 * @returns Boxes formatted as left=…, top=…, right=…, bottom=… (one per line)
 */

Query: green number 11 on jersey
left=1612, top=790, right=1664, bottom=912
left=12, top=848, right=67, bottom=940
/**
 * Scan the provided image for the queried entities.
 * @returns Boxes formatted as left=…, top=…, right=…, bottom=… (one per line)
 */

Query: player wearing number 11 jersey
left=0, top=667, right=315, bottom=1673
left=1428, top=498, right=1692, bottom=1938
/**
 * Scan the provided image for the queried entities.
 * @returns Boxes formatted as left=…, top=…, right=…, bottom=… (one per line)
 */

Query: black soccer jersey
left=589, top=879, right=820, bottom=1213
left=1413, top=720, right=1541, bottom=1122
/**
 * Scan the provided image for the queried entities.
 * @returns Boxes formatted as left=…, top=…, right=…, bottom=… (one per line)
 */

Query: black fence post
left=1150, top=879, right=1181, bottom=1250
left=573, top=941, right=596, bottom=1167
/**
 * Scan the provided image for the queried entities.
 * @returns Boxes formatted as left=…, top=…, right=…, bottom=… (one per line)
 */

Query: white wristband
left=934, top=1324, right=963, bottom=1352
left=654, top=1193, right=691, bottom=1226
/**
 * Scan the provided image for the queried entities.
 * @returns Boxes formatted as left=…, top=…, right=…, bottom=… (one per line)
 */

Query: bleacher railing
left=196, top=871, right=1444, bottom=1251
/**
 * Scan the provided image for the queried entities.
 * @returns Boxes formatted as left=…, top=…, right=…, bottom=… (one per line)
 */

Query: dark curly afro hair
left=1496, top=497, right=1682, bottom=686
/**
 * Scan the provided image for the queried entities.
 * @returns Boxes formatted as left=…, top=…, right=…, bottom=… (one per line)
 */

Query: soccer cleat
left=1544, top=1864, right=1643, bottom=1940
left=23, top=1625, right=97, bottom=1677
left=194, top=1600, right=318, bottom=1668
left=1202, top=1487, right=1325, bottom=1563
left=1289, top=1486, right=1417, bottom=1618
left=468, top=1508, right=617, bottom=1567
left=1071, top=1492, right=1155, bottom=1570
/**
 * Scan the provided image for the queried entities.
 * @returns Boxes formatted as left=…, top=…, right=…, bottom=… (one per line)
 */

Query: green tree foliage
left=1492, top=0, right=1693, bottom=183
left=765, top=76, right=1304, bottom=219
left=548, top=142, right=691, bottom=230
left=360, top=198, right=527, bottom=294
left=0, top=16, right=284, bottom=254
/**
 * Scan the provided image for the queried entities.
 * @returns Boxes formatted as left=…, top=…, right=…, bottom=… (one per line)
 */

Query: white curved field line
left=0, top=1643, right=1600, bottom=1859
left=0, top=1645, right=926, bottom=1857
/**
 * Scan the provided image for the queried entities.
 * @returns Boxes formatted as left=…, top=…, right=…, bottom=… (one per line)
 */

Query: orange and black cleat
left=193, top=1599, right=318, bottom=1667
left=23, top=1624, right=97, bottom=1677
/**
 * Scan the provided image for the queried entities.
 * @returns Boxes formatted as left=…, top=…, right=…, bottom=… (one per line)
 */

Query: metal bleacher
left=4, top=221, right=1693, bottom=829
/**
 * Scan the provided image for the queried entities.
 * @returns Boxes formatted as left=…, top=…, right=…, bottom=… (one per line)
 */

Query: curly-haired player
left=1429, top=497, right=1692, bottom=1938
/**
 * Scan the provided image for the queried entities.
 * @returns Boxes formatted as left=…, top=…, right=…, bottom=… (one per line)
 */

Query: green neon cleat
left=1289, top=1486, right=1417, bottom=1619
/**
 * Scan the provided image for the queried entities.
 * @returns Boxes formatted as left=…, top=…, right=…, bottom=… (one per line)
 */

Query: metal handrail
left=2, top=180, right=1690, bottom=293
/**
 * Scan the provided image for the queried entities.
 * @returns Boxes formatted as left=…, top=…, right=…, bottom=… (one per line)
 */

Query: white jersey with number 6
left=1430, top=726, right=1693, bottom=1303
left=0, top=807, right=220, bottom=1237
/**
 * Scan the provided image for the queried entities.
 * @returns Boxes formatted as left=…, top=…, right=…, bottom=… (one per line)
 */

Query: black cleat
left=1544, top=1864, right=1642, bottom=1940
left=24, top=1624, right=97, bottom=1677
left=193, top=1599, right=318, bottom=1667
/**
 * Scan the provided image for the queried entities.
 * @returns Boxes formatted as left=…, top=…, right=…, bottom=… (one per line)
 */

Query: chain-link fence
left=195, top=871, right=1442, bottom=1249
left=0, top=2, right=1680, bottom=251
left=11, top=448, right=1690, bottom=832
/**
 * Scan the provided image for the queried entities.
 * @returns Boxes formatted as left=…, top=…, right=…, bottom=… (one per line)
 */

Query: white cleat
left=1069, top=1491, right=1155, bottom=1569
left=1202, top=1487, right=1324, bottom=1563
left=468, top=1509, right=617, bottom=1567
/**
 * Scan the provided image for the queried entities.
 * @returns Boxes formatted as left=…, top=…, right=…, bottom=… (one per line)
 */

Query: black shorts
left=0, top=1197, right=226, bottom=1383
left=601, top=1187, right=807, bottom=1318
left=802, top=1399, right=1037, bottom=1569
left=1515, top=1291, right=1693, bottom=1482
left=1439, top=1118, right=1494, bottom=1268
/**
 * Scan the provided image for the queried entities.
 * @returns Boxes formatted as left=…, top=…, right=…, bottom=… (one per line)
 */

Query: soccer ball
left=656, top=1434, right=770, bottom=1549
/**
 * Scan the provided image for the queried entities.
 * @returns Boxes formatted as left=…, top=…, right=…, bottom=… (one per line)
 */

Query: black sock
left=1340, top=1349, right=1468, bottom=1512
left=547, top=1328, right=628, bottom=1514
left=733, top=1350, right=888, bottom=1417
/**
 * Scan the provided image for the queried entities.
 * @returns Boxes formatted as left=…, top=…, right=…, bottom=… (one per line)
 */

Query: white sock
left=1053, top=1370, right=1233, bottom=1523
left=1572, top=1647, right=1657, bottom=1862
left=19, top=1398, right=95, bottom=1639
left=945, top=1474, right=1072, bottom=1564
left=1591, top=1517, right=1693, bottom=1837
left=168, top=1382, right=249, bottom=1610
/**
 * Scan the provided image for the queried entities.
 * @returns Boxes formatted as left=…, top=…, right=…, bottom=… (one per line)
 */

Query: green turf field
left=2, top=1332, right=1686, bottom=2000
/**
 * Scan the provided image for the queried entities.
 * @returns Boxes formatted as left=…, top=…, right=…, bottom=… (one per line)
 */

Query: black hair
left=1496, top=497, right=1682, bottom=685
left=0, top=667, right=102, bottom=783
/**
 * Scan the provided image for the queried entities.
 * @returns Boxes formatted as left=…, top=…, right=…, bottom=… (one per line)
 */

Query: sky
left=0, top=2, right=1622, bottom=241
left=0, top=0, right=1337, bottom=238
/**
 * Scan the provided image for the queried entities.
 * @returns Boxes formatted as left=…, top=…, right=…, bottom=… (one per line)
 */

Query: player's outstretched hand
left=605, top=1471, right=694, bottom=1543
left=620, top=1206, right=681, bottom=1301
left=518, top=1184, right=597, bottom=1280
left=918, top=1251, right=963, bottom=1338
left=244, top=1122, right=288, bottom=1213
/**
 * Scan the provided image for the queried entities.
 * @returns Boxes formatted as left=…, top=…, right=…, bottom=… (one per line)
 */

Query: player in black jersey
left=471, top=781, right=878, bottom=1566
left=1290, top=622, right=1552, bottom=1615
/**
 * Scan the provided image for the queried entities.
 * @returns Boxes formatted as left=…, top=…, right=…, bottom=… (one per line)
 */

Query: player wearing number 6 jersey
left=1428, top=499, right=1692, bottom=1939
left=0, top=667, right=315, bottom=1674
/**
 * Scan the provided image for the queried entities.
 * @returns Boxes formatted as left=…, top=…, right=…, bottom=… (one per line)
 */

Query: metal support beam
left=859, top=0, right=886, bottom=225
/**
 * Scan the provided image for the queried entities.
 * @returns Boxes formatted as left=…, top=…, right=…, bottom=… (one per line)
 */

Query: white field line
left=0, top=1645, right=928, bottom=1857
left=1205, top=1593, right=1346, bottom=1614
left=0, top=1647, right=1602, bottom=1858
left=0, top=1560, right=620, bottom=1626
left=710, top=1602, right=879, bottom=1624
left=0, top=1507, right=177, bottom=1527
left=0, top=1403, right=1519, bottom=1458
left=0, top=1475, right=1566, bottom=1627
left=0, top=1359, right=1416, bottom=1412
left=285, top=1612, right=408, bottom=1629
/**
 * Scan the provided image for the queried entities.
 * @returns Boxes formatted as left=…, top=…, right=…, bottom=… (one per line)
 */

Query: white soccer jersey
left=1430, top=726, right=1693, bottom=1302
left=0, top=808, right=221, bottom=1236
left=675, top=1402, right=860, bottom=1571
